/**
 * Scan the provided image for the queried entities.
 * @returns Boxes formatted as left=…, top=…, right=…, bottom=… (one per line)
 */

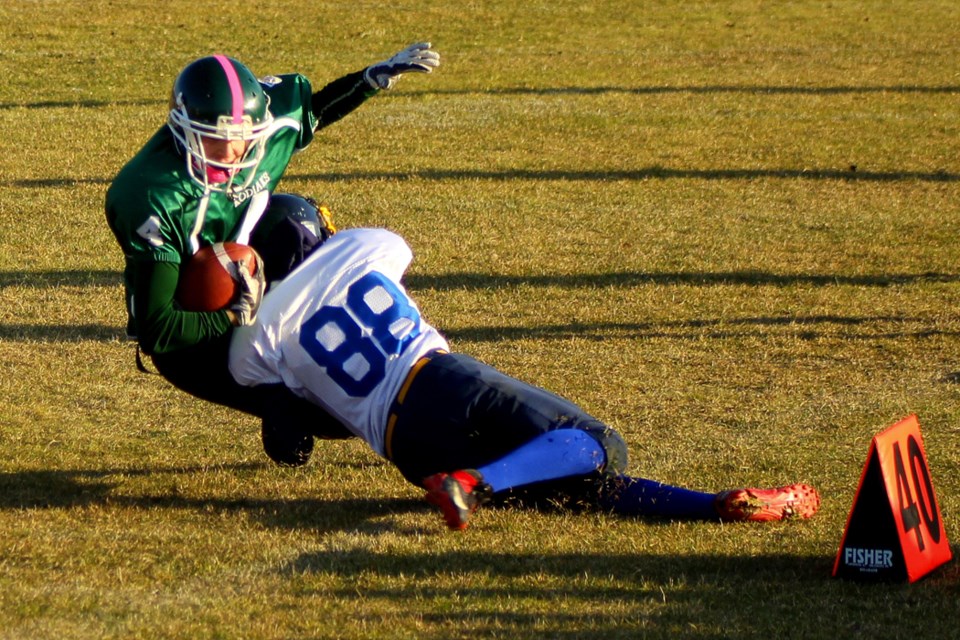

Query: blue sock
left=598, top=476, right=719, bottom=519
left=477, top=429, right=606, bottom=492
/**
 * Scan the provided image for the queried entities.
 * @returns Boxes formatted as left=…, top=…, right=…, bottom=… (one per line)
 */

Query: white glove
left=230, top=258, right=265, bottom=326
left=364, top=42, right=440, bottom=90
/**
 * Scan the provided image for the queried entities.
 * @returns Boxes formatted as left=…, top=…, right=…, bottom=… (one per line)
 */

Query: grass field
left=1, top=0, right=959, bottom=638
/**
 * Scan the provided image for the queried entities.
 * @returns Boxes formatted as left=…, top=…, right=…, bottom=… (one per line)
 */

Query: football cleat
left=423, top=469, right=492, bottom=530
left=715, top=483, right=821, bottom=522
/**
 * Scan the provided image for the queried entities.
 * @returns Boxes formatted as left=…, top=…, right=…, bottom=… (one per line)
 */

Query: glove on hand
left=230, top=257, right=265, bottom=326
left=364, top=42, right=440, bottom=90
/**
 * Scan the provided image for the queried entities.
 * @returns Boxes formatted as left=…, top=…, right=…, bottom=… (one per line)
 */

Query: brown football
left=175, top=242, right=259, bottom=312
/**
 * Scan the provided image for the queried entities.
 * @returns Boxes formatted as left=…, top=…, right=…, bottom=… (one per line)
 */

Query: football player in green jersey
left=105, top=44, right=440, bottom=463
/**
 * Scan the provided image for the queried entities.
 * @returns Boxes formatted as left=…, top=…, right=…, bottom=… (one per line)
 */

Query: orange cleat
left=715, top=483, right=821, bottom=522
left=423, top=469, right=492, bottom=530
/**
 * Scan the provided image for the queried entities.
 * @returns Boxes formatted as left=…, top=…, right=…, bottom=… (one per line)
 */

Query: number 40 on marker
left=833, top=414, right=952, bottom=583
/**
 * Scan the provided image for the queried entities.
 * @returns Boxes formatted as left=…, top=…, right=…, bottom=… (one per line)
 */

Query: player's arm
left=310, top=70, right=378, bottom=129
left=132, top=259, right=234, bottom=355
left=311, top=42, right=440, bottom=129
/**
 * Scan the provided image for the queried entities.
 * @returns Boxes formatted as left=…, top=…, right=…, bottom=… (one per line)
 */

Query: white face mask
left=168, top=101, right=273, bottom=194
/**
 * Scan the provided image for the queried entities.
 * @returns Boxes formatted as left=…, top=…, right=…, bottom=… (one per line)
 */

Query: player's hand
left=230, top=258, right=265, bottom=326
left=364, top=42, right=440, bottom=90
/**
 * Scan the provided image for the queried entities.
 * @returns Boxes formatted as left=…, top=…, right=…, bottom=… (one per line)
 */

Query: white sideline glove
left=230, top=258, right=265, bottom=326
left=364, top=42, right=440, bottom=90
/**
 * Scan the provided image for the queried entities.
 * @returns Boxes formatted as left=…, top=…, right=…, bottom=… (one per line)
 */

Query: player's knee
left=261, top=418, right=314, bottom=467
left=583, top=425, right=628, bottom=477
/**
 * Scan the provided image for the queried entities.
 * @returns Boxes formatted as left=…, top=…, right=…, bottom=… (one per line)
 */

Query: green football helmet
left=167, top=55, right=274, bottom=193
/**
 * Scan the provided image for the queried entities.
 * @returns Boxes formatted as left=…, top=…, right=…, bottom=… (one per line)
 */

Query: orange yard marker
left=833, top=415, right=952, bottom=582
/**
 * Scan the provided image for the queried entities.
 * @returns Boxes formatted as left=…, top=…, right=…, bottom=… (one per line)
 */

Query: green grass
left=1, top=0, right=960, bottom=637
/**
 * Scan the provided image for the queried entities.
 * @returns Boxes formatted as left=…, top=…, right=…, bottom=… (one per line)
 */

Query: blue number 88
left=299, top=271, right=421, bottom=396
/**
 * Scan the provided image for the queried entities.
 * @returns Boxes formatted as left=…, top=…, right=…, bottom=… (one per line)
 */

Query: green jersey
left=106, top=71, right=375, bottom=354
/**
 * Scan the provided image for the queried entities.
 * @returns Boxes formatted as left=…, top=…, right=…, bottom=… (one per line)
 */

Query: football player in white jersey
left=229, top=201, right=822, bottom=530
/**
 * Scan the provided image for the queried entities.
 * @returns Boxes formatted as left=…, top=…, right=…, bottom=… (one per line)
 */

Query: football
left=175, top=242, right=259, bottom=312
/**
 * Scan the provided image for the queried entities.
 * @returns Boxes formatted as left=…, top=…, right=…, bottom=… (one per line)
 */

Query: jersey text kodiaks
left=230, top=172, right=272, bottom=205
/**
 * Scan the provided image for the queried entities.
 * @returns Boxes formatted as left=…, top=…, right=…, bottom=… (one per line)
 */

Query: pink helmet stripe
left=213, top=54, right=243, bottom=124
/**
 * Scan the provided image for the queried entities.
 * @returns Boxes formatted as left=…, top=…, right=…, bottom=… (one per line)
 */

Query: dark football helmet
left=253, top=193, right=334, bottom=245
left=250, top=193, right=337, bottom=284
left=167, top=55, right=274, bottom=193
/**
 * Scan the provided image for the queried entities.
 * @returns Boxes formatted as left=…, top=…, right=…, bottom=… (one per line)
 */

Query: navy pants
left=389, top=353, right=623, bottom=489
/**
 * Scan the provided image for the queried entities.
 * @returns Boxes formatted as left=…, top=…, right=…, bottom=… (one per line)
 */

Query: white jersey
left=229, top=228, right=450, bottom=456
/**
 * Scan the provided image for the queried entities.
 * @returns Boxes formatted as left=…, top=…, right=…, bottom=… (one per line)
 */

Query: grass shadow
left=282, top=545, right=959, bottom=638
left=3, top=166, right=960, bottom=189
left=4, top=269, right=957, bottom=345
left=0, top=465, right=425, bottom=535
left=440, top=314, right=960, bottom=344
left=286, top=546, right=836, bottom=586
left=4, top=268, right=955, bottom=292
left=402, top=84, right=960, bottom=97
left=2, top=315, right=954, bottom=346
left=0, top=270, right=120, bottom=288
left=0, top=323, right=124, bottom=341
left=291, top=167, right=960, bottom=183
left=404, top=271, right=960, bottom=290
left=3, top=84, right=958, bottom=113
left=2, top=466, right=956, bottom=638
